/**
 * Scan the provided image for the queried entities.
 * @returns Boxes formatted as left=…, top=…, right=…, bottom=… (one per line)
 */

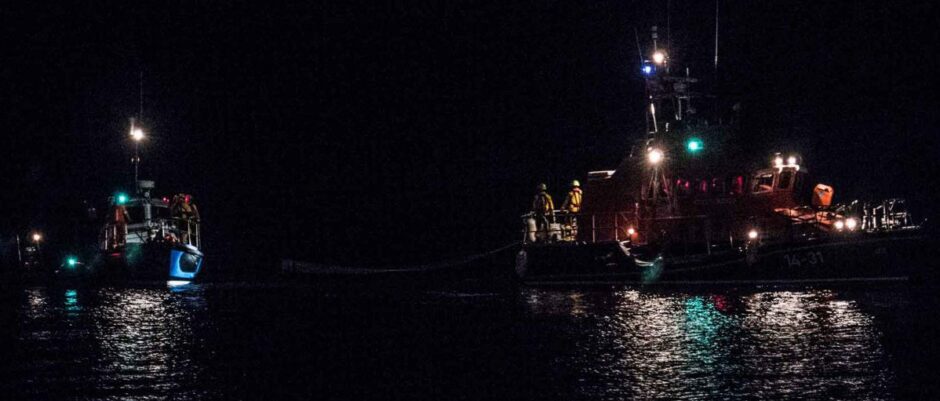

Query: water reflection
left=10, top=285, right=209, bottom=399
left=524, top=288, right=894, bottom=400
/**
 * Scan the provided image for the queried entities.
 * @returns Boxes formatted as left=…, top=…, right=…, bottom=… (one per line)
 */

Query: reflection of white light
left=648, top=148, right=664, bottom=165
left=774, top=157, right=784, bottom=167
left=787, top=156, right=797, bottom=165
left=845, top=218, right=857, bottom=231
left=747, top=229, right=759, bottom=240
left=167, top=280, right=191, bottom=287
left=627, top=227, right=636, bottom=236
left=652, top=51, right=666, bottom=65
left=834, top=220, right=845, bottom=231
left=130, top=127, right=145, bottom=142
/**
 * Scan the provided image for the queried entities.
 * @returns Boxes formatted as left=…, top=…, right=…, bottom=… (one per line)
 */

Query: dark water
left=2, top=280, right=940, bottom=400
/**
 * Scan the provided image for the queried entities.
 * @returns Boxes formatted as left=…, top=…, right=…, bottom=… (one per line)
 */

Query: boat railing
left=101, top=217, right=201, bottom=251
left=522, top=210, right=699, bottom=244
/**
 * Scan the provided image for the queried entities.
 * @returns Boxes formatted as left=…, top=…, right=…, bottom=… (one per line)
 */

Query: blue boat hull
left=58, top=243, right=205, bottom=282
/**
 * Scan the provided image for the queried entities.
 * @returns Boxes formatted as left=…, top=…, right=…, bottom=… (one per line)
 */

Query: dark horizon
left=2, top=1, right=938, bottom=270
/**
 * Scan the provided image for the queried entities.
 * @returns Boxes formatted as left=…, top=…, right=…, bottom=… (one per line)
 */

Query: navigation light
left=115, top=193, right=129, bottom=205
left=642, top=64, right=654, bottom=75
left=686, top=138, right=703, bottom=153
left=66, top=257, right=78, bottom=267
left=747, top=229, right=759, bottom=240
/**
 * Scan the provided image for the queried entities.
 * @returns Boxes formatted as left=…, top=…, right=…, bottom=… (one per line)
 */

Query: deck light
left=648, top=148, right=664, bottom=165
left=834, top=220, right=845, bottom=231
left=652, top=51, right=666, bottom=65
left=845, top=218, right=858, bottom=231
left=787, top=156, right=797, bottom=166
left=627, top=227, right=636, bottom=236
left=773, top=156, right=784, bottom=167
left=747, top=229, right=759, bottom=240
left=31, top=232, right=42, bottom=243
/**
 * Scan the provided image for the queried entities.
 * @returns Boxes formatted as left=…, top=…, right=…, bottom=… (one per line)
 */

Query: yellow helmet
left=571, top=180, right=580, bottom=187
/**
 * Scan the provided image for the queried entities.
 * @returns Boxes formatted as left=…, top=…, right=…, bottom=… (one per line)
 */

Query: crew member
left=561, top=180, right=582, bottom=214
left=170, top=194, right=200, bottom=244
left=531, top=183, right=554, bottom=234
left=561, top=180, right=582, bottom=237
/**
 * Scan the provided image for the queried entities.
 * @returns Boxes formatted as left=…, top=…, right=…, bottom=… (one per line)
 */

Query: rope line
left=281, top=242, right=520, bottom=275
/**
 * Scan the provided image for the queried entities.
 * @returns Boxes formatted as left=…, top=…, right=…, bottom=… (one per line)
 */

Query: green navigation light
left=66, top=257, right=78, bottom=267
left=115, top=193, right=129, bottom=205
left=686, top=138, right=703, bottom=153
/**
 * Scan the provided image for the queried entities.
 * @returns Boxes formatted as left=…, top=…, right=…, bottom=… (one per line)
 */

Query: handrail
left=522, top=210, right=723, bottom=245
left=100, top=216, right=201, bottom=251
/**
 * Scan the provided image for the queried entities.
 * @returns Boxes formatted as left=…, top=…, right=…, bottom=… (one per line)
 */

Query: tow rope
left=280, top=242, right=521, bottom=275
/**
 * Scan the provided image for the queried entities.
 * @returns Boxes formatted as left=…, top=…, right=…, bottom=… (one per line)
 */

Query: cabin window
left=777, top=171, right=793, bottom=190
left=751, top=173, right=774, bottom=193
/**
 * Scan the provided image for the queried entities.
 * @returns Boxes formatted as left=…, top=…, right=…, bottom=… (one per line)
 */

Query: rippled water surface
left=1, top=282, right=938, bottom=400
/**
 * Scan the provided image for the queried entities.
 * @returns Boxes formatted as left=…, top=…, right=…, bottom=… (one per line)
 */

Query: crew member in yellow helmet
left=561, top=180, right=582, bottom=238
left=562, top=180, right=582, bottom=214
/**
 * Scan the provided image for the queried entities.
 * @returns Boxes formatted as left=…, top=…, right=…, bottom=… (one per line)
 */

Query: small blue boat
left=93, top=181, right=205, bottom=281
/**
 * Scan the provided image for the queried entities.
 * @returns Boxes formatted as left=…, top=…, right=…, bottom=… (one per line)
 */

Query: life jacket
left=532, top=192, right=554, bottom=215
left=563, top=188, right=582, bottom=213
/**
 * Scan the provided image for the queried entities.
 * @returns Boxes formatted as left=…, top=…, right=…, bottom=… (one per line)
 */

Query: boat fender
left=525, top=217, right=538, bottom=243
left=515, top=250, right=528, bottom=278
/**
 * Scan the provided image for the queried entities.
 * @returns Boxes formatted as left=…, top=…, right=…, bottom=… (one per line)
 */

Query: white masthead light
left=647, top=148, right=664, bottom=165
left=652, top=51, right=666, bottom=65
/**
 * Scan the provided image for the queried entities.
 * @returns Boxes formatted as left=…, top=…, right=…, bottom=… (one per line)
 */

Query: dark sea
left=2, top=278, right=940, bottom=400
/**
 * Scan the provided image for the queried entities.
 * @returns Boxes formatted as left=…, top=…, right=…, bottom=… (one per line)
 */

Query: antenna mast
left=714, top=0, right=719, bottom=73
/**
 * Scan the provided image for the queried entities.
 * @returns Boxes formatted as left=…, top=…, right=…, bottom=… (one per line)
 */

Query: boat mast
left=130, top=71, right=145, bottom=194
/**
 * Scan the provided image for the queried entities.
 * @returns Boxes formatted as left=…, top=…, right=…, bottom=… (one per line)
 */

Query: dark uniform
left=170, top=194, right=200, bottom=244
left=532, top=183, right=554, bottom=232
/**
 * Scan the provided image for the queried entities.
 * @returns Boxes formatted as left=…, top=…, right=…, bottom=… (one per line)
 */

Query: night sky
left=2, top=1, right=937, bottom=270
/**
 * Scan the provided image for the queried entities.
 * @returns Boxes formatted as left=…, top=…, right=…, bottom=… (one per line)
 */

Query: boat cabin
left=99, top=185, right=201, bottom=253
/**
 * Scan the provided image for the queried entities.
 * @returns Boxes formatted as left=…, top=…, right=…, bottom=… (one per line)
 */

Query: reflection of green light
left=115, top=193, right=128, bottom=205
left=683, top=296, right=733, bottom=346
left=686, top=138, right=703, bottom=153
left=65, top=289, right=79, bottom=310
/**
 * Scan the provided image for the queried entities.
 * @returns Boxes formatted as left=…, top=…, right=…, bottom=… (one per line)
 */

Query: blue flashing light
left=115, top=193, right=128, bottom=205
left=642, top=64, right=654, bottom=76
left=686, top=138, right=704, bottom=153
